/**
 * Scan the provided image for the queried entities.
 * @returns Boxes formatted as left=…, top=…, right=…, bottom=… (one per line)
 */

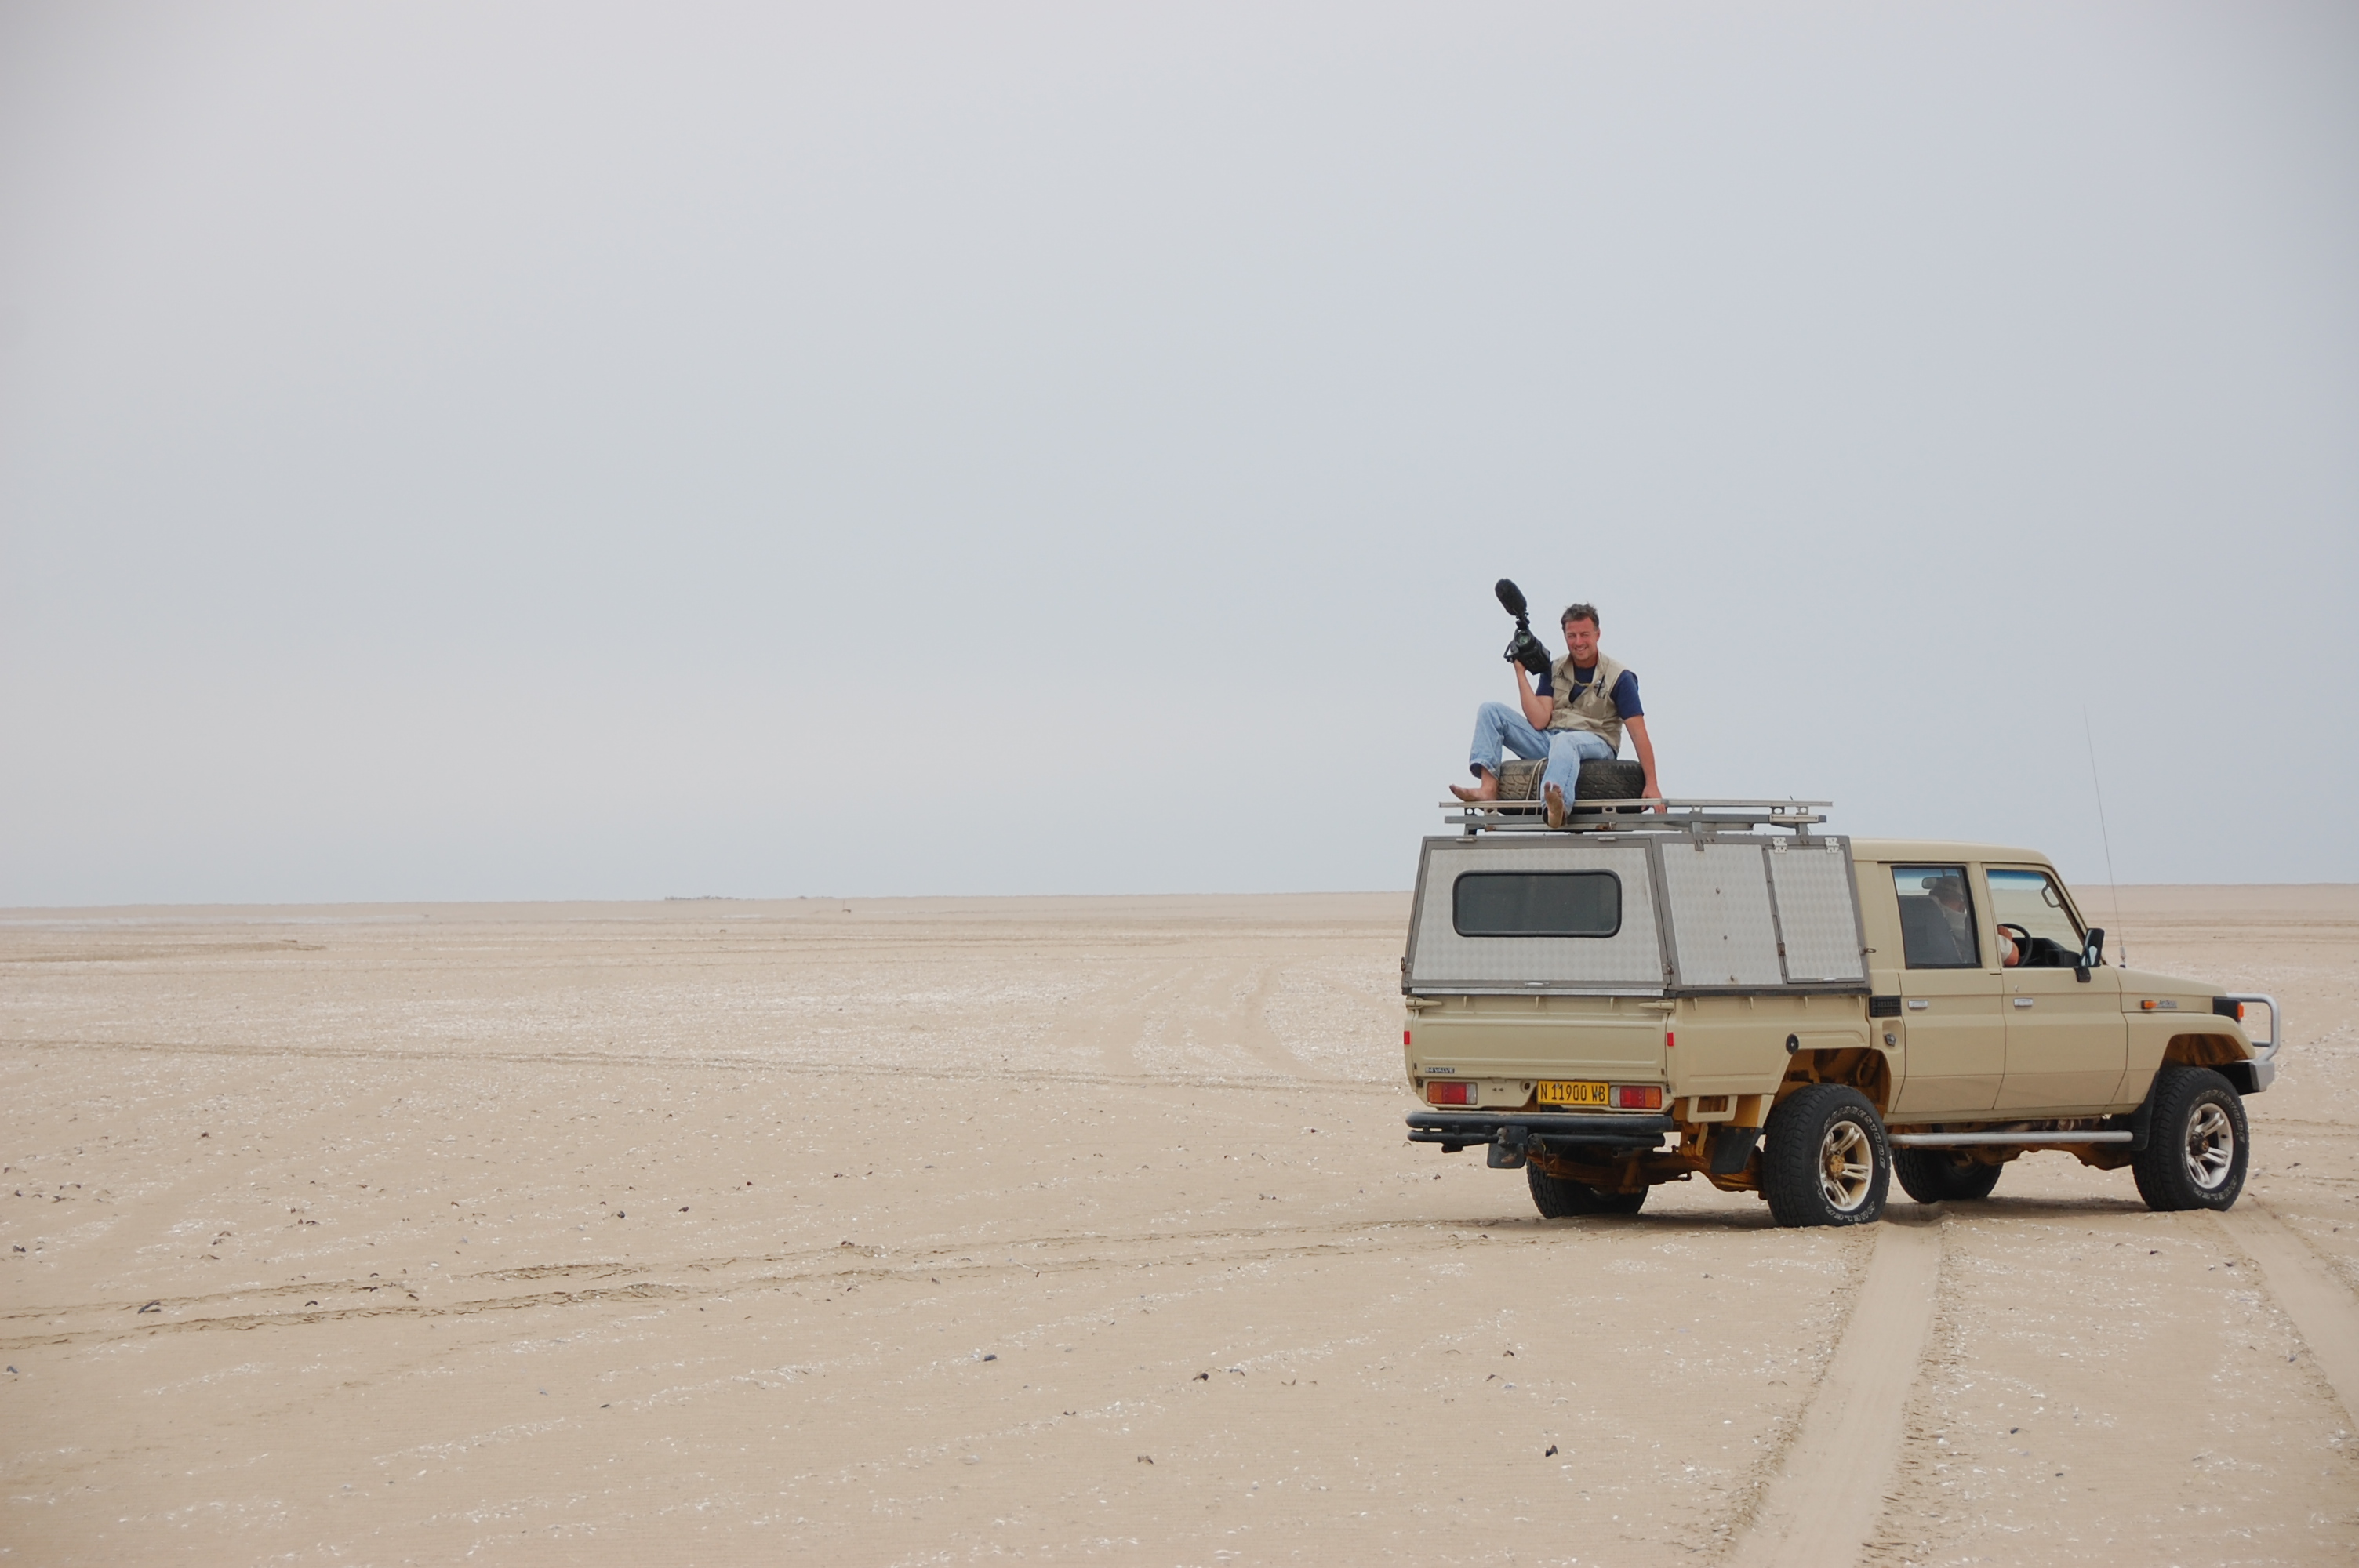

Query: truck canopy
left=1405, top=833, right=1869, bottom=996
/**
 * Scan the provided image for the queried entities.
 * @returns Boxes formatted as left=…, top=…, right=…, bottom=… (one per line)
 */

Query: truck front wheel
left=2132, top=1066, right=2248, bottom=1212
left=1763, top=1084, right=1892, bottom=1228
left=1527, top=1163, right=1646, bottom=1218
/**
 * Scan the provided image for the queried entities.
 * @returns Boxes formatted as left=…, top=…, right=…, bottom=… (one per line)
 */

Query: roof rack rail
left=1441, top=797, right=1832, bottom=838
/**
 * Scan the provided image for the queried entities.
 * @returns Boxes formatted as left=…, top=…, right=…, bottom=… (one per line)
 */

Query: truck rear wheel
left=1527, top=1163, right=1646, bottom=1218
left=2132, top=1066, right=2248, bottom=1212
left=1763, top=1084, right=1891, bottom=1227
left=1893, top=1149, right=2004, bottom=1203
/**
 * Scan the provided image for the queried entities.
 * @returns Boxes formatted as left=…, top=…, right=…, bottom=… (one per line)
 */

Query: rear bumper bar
left=1406, top=1110, right=1674, bottom=1153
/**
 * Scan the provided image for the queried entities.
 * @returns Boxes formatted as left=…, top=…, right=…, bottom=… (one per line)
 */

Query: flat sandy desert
left=3, top=884, right=2354, bottom=1565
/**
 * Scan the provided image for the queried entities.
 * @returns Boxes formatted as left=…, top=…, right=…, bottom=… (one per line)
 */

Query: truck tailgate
left=1413, top=1014, right=1665, bottom=1078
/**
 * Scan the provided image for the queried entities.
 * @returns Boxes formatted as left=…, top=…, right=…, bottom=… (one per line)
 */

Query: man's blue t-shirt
left=1536, top=665, right=1643, bottom=718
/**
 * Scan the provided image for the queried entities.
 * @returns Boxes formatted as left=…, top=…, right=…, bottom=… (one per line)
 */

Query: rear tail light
left=1404, top=1029, right=1413, bottom=1046
left=1611, top=1085, right=1663, bottom=1111
left=1426, top=1080, right=1474, bottom=1105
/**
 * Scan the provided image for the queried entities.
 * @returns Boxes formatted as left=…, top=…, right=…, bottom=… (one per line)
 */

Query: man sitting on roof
left=1450, top=601, right=1663, bottom=826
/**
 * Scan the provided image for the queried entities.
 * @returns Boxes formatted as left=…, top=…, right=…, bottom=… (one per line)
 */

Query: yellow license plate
left=1537, top=1080, right=1609, bottom=1107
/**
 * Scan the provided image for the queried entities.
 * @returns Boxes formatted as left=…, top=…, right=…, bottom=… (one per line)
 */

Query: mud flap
left=2095, top=1085, right=2159, bottom=1152
left=1709, top=1125, right=1762, bottom=1176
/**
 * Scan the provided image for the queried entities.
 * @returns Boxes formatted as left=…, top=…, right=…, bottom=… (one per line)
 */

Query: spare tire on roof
left=1495, top=757, right=1646, bottom=803
left=1577, top=760, right=1648, bottom=800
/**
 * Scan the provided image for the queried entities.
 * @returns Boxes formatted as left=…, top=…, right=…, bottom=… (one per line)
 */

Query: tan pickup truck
left=1402, top=798, right=2279, bottom=1227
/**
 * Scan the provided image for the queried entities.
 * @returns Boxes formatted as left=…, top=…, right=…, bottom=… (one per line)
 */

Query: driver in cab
left=1929, top=874, right=2019, bottom=967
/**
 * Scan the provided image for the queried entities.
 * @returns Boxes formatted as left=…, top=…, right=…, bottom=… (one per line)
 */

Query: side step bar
left=1889, top=1131, right=2133, bottom=1147
left=1416, top=1113, right=2147, bottom=1156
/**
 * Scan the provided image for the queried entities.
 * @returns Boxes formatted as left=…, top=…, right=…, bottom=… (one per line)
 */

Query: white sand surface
left=2, top=886, right=2354, bottom=1565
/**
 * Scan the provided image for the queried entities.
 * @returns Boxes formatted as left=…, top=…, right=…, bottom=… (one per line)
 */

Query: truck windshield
left=1452, top=871, right=1622, bottom=938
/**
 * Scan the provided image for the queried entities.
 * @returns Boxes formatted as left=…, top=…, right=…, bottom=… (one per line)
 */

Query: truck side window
left=1892, top=865, right=1980, bottom=968
left=1986, top=868, right=2085, bottom=967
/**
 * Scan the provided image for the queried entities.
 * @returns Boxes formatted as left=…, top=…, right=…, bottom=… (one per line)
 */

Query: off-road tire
left=1495, top=758, right=1647, bottom=804
left=1893, top=1149, right=2005, bottom=1204
left=2132, top=1066, right=2248, bottom=1212
left=1762, top=1083, right=1892, bottom=1228
left=1527, top=1163, right=1647, bottom=1218
left=1575, top=760, right=1647, bottom=800
left=1496, top=757, right=1546, bottom=802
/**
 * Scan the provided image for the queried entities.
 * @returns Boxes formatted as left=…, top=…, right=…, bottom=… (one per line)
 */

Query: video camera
left=1495, top=579, right=1554, bottom=677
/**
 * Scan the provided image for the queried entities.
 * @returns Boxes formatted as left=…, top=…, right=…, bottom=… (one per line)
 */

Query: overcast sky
left=2, top=2, right=2354, bottom=906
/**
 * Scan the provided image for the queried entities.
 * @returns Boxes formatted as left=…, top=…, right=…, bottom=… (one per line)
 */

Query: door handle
left=1906, top=1000, right=1929, bottom=1011
left=2012, top=997, right=2034, bottom=1008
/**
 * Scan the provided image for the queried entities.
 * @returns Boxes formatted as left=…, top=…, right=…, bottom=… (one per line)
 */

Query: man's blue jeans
left=1469, top=702, right=1616, bottom=801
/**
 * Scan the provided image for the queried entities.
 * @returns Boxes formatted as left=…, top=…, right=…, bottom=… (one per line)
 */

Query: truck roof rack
left=1442, top=797, right=1832, bottom=839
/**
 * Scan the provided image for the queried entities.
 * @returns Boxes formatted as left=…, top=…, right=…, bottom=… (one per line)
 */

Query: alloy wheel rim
left=1818, top=1120, right=1874, bottom=1212
left=2184, top=1102, right=2236, bottom=1190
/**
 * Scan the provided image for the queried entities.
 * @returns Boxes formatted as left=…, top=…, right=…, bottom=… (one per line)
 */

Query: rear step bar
left=1408, top=1110, right=1674, bottom=1155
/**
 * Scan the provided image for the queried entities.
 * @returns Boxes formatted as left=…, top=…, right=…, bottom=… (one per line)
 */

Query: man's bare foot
left=1450, top=770, right=1499, bottom=804
left=1544, top=782, right=1567, bottom=829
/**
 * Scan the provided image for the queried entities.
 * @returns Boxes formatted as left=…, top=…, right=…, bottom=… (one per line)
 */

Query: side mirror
left=2077, top=927, right=2105, bottom=982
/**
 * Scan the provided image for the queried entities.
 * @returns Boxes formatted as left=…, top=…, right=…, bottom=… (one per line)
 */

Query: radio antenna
left=2082, top=707, right=2128, bottom=967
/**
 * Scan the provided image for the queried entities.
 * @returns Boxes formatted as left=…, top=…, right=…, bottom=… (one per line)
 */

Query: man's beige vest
left=1547, top=651, right=1631, bottom=753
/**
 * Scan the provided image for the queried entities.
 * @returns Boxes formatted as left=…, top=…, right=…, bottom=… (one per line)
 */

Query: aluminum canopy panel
left=1407, top=840, right=1664, bottom=989
left=1768, top=839, right=1867, bottom=982
left=1657, top=842, right=1785, bottom=988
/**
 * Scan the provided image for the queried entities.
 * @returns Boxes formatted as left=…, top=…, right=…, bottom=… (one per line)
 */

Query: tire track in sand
left=1731, top=1210, right=1943, bottom=1567
left=0, top=1215, right=1556, bottom=1351
left=2214, top=1201, right=2359, bottom=1425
